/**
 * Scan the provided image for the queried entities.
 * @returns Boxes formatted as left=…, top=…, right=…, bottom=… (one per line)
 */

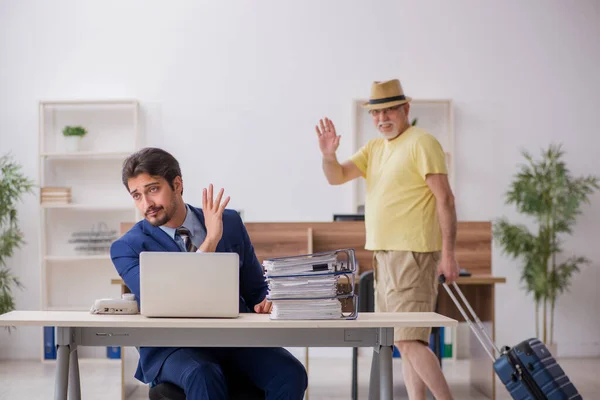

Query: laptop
left=139, top=252, right=239, bottom=318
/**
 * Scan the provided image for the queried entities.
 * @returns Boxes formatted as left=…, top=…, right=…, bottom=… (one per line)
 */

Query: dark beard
left=148, top=211, right=170, bottom=227
left=147, top=195, right=179, bottom=227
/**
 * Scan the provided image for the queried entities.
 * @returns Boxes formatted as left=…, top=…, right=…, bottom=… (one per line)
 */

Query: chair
left=350, top=270, right=442, bottom=400
left=149, top=382, right=186, bottom=400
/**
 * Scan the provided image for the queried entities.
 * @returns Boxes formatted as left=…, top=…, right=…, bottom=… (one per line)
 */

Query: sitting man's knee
left=185, top=362, right=226, bottom=390
left=272, top=356, right=308, bottom=396
left=287, top=357, right=308, bottom=391
left=296, top=362, right=309, bottom=392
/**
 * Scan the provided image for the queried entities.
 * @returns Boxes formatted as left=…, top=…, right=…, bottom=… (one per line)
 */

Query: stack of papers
left=271, top=298, right=342, bottom=320
left=263, top=249, right=358, bottom=320
left=267, top=275, right=338, bottom=299
left=263, top=253, right=337, bottom=277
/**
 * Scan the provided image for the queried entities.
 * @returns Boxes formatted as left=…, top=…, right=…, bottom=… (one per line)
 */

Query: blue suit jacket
left=110, top=205, right=268, bottom=384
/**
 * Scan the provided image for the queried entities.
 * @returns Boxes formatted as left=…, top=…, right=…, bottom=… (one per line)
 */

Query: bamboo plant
left=0, top=154, right=34, bottom=321
left=493, top=144, right=598, bottom=345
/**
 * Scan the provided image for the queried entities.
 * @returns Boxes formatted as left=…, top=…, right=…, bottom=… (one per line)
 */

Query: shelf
left=40, top=151, right=133, bottom=159
left=41, top=203, right=134, bottom=211
left=39, top=97, right=140, bottom=362
left=40, top=99, right=139, bottom=106
left=44, top=255, right=111, bottom=262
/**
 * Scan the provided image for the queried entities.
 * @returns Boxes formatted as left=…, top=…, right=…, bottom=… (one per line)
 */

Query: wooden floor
left=0, top=355, right=598, bottom=399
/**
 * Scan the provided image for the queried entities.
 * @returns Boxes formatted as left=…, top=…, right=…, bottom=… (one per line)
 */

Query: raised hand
left=201, top=184, right=230, bottom=249
left=315, top=117, right=341, bottom=157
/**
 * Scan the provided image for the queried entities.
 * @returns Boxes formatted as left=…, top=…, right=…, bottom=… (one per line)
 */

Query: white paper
left=270, top=298, right=342, bottom=320
left=263, top=254, right=338, bottom=276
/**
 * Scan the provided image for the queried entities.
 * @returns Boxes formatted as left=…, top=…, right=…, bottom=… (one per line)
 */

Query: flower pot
left=64, top=136, right=81, bottom=152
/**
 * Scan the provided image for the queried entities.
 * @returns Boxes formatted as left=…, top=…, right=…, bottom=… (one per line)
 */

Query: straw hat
left=362, top=79, right=412, bottom=110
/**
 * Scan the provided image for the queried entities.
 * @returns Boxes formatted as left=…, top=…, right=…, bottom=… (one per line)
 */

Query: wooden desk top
left=0, top=311, right=456, bottom=329
left=111, top=276, right=506, bottom=287
left=455, top=275, right=506, bottom=285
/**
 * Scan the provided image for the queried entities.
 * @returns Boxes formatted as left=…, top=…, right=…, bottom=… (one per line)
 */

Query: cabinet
left=38, top=99, right=141, bottom=360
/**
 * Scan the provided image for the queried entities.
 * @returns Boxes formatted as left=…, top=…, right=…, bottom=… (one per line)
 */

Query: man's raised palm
left=202, top=183, right=230, bottom=243
left=316, top=117, right=340, bottom=156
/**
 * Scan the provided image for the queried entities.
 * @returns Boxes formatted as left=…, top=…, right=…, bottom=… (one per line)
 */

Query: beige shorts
left=373, top=250, right=441, bottom=344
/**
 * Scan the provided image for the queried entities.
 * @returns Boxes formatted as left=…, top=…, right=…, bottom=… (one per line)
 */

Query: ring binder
left=263, top=249, right=359, bottom=320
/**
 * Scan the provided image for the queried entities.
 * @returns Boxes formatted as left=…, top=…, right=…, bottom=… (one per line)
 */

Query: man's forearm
left=437, top=196, right=457, bottom=256
left=198, top=237, right=218, bottom=252
left=322, top=154, right=344, bottom=185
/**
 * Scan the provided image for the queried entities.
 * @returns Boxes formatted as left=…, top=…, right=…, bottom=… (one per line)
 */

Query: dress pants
left=153, top=347, right=308, bottom=400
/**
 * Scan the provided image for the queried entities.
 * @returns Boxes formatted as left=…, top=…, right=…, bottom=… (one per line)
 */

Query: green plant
left=62, top=125, right=87, bottom=137
left=493, top=144, right=599, bottom=345
left=0, top=154, right=34, bottom=324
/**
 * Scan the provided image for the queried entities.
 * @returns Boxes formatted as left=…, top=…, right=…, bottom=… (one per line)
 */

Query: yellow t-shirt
left=350, top=127, right=448, bottom=252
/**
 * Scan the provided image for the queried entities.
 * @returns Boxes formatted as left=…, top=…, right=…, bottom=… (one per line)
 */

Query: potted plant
left=493, top=144, right=599, bottom=354
left=62, top=125, right=87, bottom=152
left=0, top=154, right=34, bottom=325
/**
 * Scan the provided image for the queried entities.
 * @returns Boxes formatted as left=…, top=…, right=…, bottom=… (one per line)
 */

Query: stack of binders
left=263, top=248, right=358, bottom=320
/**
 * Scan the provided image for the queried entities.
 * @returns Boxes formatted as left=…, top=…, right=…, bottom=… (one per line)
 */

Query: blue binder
left=43, top=326, right=56, bottom=360
left=106, top=346, right=121, bottom=359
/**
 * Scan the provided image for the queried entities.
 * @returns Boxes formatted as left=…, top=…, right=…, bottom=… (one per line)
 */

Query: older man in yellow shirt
left=316, top=79, right=458, bottom=400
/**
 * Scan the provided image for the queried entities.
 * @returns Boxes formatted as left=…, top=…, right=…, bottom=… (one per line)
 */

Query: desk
left=116, top=220, right=505, bottom=399
left=0, top=311, right=456, bottom=400
left=109, top=277, right=505, bottom=399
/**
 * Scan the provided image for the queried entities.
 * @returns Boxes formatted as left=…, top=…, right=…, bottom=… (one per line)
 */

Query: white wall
left=1, top=0, right=599, bottom=359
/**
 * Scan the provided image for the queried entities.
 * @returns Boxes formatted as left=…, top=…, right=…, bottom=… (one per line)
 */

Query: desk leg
left=379, top=345, right=393, bottom=400
left=55, top=327, right=80, bottom=400
left=54, top=345, right=70, bottom=400
left=369, top=348, right=380, bottom=400
left=69, top=347, right=82, bottom=400
left=369, top=327, right=394, bottom=400
left=351, top=347, right=358, bottom=400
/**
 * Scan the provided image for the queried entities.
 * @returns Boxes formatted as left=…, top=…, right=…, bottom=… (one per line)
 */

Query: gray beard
left=378, top=121, right=399, bottom=139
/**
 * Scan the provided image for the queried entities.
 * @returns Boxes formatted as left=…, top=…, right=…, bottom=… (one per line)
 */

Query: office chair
left=149, top=382, right=186, bottom=400
left=149, top=375, right=265, bottom=400
left=350, top=270, right=442, bottom=400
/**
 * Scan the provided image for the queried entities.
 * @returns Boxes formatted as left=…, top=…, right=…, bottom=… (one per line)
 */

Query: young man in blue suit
left=110, top=147, right=307, bottom=399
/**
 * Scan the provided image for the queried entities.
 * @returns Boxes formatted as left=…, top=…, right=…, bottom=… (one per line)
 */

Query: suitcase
left=439, top=275, right=582, bottom=400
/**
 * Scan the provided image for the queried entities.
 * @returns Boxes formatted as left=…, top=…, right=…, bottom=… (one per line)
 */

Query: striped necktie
left=176, top=227, right=197, bottom=252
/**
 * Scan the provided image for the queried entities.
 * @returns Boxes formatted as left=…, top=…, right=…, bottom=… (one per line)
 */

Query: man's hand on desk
left=198, top=184, right=230, bottom=252
left=254, top=298, right=272, bottom=314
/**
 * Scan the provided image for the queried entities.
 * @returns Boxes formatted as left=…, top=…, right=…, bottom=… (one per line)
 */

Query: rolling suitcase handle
left=439, top=275, right=501, bottom=363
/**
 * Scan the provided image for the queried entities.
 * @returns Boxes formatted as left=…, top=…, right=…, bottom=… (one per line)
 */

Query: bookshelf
left=38, top=99, right=141, bottom=361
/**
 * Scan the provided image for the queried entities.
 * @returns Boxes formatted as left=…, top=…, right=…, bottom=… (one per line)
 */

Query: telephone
left=90, top=293, right=139, bottom=315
